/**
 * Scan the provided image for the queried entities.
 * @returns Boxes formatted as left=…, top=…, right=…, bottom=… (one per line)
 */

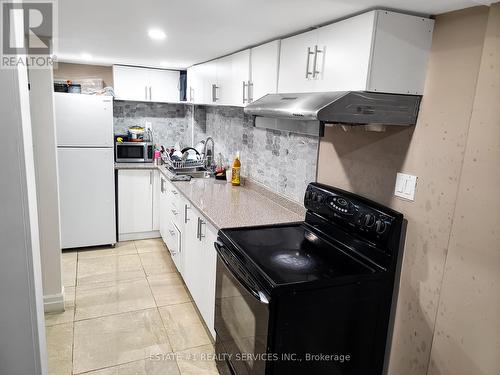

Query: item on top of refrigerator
left=231, top=152, right=241, bottom=186
left=54, top=81, right=69, bottom=92
left=116, top=137, right=124, bottom=143
left=68, top=83, right=81, bottom=94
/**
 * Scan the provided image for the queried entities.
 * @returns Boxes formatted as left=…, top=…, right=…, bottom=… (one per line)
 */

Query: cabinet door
left=183, top=205, right=201, bottom=296
left=149, top=69, right=180, bottom=103
left=113, top=65, right=150, bottom=101
left=277, top=29, right=318, bottom=93
left=315, top=12, right=375, bottom=92
left=159, top=176, right=168, bottom=242
left=199, top=218, right=218, bottom=338
left=152, top=170, right=160, bottom=231
left=187, top=65, right=203, bottom=103
left=200, top=60, right=217, bottom=105
left=217, top=50, right=250, bottom=106
left=250, top=40, right=280, bottom=102
left=367, top=10, right=434, bottom=95
left=118, top=169, right=153, bottom=235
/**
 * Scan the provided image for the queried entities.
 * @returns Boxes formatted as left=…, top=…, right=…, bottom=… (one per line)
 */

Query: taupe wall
left=428, top=4, right=500, bottom=375
left=317, top=5, right=499, bottom=375
left=53, top=62, right=113, bottom=86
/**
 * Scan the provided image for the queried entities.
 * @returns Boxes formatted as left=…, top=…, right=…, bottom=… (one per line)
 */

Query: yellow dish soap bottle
left=231, top=152, right=241, bottom=186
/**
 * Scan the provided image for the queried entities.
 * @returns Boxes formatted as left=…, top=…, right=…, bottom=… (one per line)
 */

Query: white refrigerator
left=54, top=93, right=116, bottom=248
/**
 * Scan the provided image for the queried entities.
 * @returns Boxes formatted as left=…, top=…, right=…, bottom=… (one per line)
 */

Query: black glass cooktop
left=221, top=223, right=374, bottom=286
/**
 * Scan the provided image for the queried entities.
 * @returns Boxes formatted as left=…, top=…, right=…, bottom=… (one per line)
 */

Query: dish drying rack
left=162, top=153, right=206, bottom=171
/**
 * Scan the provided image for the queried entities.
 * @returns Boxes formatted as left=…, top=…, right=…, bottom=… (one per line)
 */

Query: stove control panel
left=304, top=183, right=398, bottom=240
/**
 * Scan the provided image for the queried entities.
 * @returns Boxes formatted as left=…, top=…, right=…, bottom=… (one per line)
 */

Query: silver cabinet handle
left=199, top=218, right=205, bottom=241
left=248, top=81, right=253, bottom=103
left=149, top=171, right=153, bottom=185
left=212, top=84, right=219, bottom=102
left=305, top=46, right=315, bottom=78
left=160, top=178, right=165, bottom=193
left=242, top=81, right=248, bottom=103
left=171, top=209, right=178, bottom=216
left=312, top=45, right=323, bottom=79
left=184, top=204, right=190, bottom=223
left=189, top=86, right=194, bottom=102
left=169, top=229, right=175, bottom=236
left=145, top=86, right=148, bottom=100
left=149, top=86, right=152, bottom=100
left=171, top=189, right=178, bottom=195
left=196, top=217, right=201, bottom=239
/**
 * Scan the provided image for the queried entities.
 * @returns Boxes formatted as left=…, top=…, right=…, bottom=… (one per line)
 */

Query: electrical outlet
left=144, top=121, right=152, bottom=132
left=394, top=173, right=417, bottom=201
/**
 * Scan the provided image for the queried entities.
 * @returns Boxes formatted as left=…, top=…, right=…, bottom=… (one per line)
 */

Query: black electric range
left=214, top=183, right=404, bottom=375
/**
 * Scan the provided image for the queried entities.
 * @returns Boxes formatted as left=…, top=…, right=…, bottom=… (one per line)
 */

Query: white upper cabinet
left=277, top=28, right=319, bottom=93
left=113, top=65, right=180, bottom=102
left=187, top=64, right=202, bottom=103
left=278, top=10, right=434, bottom=95
left=113, top=66, right=150, bottom=101
left=216, top=49, right=250, bottom=106
left=187, top=50, right=251, bottom=107
left=202, top=60, right=217, bottom=105
left=249, top=40, right=280, bottom=102
left=315, top=11, right=375, bottom=92
left=148, top=69, right=180, bottom=102
left=187, top=61, right=216, bottom=105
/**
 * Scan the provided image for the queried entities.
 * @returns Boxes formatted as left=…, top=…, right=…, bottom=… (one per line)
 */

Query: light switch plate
left=394, top=173, right=418, bottom=201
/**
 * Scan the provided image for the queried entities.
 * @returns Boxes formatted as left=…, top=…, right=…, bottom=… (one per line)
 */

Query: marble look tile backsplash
left=113, top=101, right=318, bottom=203
left=196, top=106, right=319, bottom=203
left=113, top=100, right=192, bottom=148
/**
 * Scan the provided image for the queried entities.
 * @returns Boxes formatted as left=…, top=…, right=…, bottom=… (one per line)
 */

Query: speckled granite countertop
left=115, top=162, right=305, bottom=229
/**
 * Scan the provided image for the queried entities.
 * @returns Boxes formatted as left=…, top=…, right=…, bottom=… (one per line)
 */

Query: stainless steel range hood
left=244, top=91, right=422, bottom=136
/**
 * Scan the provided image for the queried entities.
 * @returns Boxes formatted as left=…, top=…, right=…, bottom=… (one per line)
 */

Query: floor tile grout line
left=137, top=239, right=183, bottom=375
left=72, top=305, right=160, bottom=324
left=71, top=341, right=214, bottom=375
left=138, top=243, right=174, bottom=340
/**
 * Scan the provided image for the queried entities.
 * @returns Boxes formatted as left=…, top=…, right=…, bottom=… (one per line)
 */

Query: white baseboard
left=43, top=290, right=65, bottom=313
left=119, top=230, right=161, bottom=241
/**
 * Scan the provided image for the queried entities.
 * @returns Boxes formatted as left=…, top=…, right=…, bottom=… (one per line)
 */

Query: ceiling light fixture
left=148, top=29, right=166, bottom=41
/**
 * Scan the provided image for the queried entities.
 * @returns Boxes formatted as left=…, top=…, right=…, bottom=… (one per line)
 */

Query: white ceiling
left=55, top=0, right=491, bottom=69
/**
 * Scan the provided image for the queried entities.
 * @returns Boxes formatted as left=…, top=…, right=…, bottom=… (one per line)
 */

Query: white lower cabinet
left=118, top=169, right=160, bottom=240
left=183, top=203, right=217, bottom=339
left=159, top=175, right=184, bottom=273
left=157, top=174, right=218, bottom=339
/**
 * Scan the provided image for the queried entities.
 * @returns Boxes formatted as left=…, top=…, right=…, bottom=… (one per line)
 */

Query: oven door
left=115, top=143, right=146, bottom=162
left=214, top=241, right=270, bottom=375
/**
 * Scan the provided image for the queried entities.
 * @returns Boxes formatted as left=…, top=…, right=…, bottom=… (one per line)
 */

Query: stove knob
left=316, top=194, right=324, bottom=203
left=311, top=192, right=317, bottom=201
left=375, top=219, right=387, bottom=234
left=362, top=214, right=375, bottom=228
left=305, top=191, right=312, bottom=201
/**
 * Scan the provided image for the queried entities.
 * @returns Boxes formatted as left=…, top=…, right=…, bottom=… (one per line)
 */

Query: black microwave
left=115, top=141, right=154, bottom=162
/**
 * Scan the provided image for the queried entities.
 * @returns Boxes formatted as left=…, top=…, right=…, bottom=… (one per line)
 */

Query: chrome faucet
left=203, top=137, right=215, bottom=169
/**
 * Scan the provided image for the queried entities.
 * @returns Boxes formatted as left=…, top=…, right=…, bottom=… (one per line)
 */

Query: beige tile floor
left=45, top=239, right=219, bottom=375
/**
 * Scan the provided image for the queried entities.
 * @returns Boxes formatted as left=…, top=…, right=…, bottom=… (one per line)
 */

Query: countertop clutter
left=115, top=162, right=305, bottom=229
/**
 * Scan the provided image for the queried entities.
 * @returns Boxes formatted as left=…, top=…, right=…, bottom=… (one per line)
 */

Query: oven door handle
left=214, top=241, right=270, bottom=305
